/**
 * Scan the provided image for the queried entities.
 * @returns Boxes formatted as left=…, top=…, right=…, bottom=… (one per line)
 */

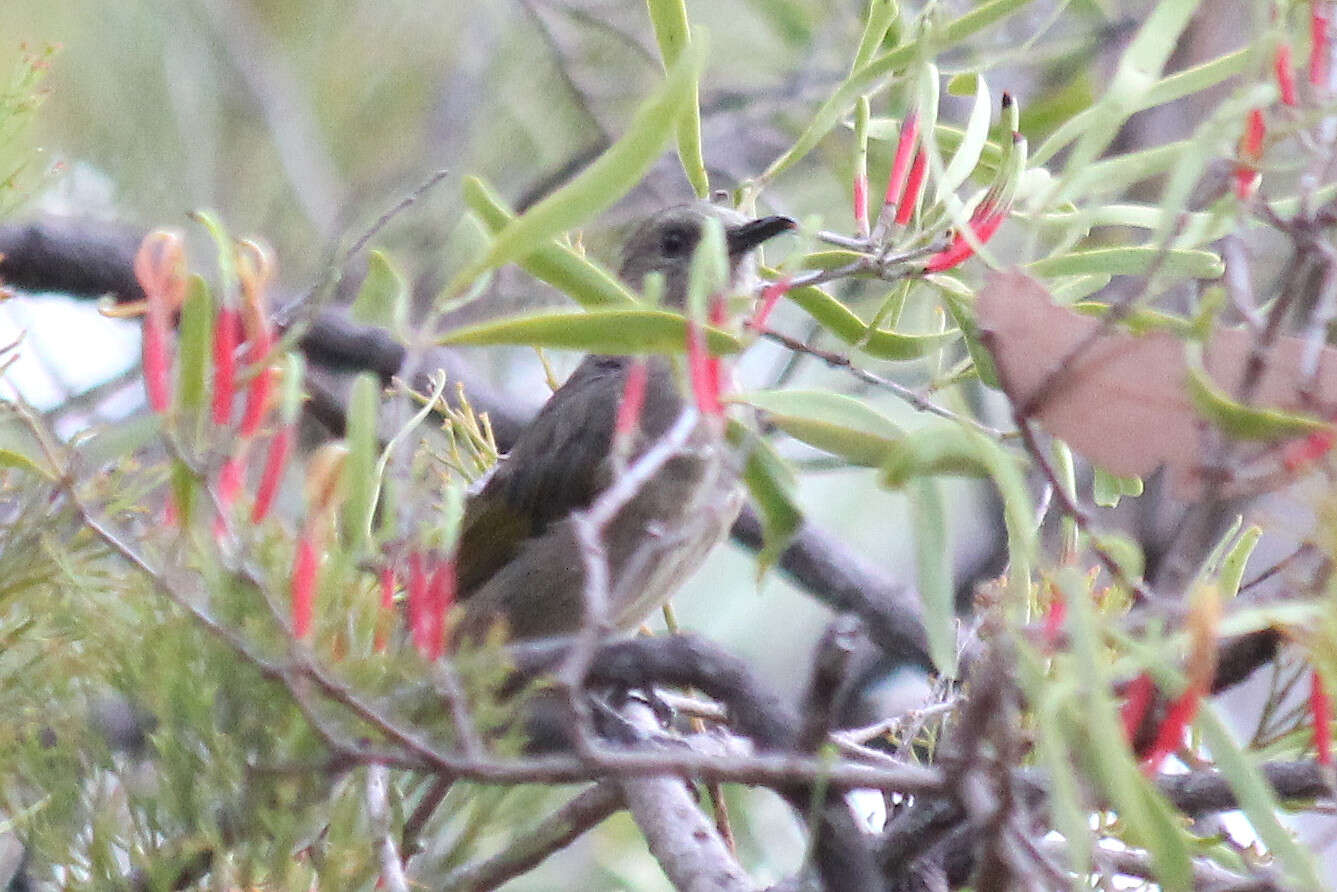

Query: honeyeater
left=453, top=202, right=794, bottom=641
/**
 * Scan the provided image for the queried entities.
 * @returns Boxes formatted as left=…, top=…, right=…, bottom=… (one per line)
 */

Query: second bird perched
left=453, top=202, right=794, bottom=642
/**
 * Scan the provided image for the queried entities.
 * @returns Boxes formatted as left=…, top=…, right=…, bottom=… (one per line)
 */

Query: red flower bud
left=614, top=358, right=649, bottom=439
left=1312, top=669, right=1332, bottom=766
left=923, top=207, right=1007, bottom=273
left=291, top=533, right=319, bottom=639
left=686, top=319, right=722, bottom=417
left=748, top=277, right=794, bottom=331
left=1143, top=685, right=1203, bottom=775
left=251, top=426, right=293, bottom=523
left=894, top=149, right=928, bottom=227
left=211, top=307, right=240, bottom=426
left=1120, top=672, right=1156, bottom=745
left=1276, top=42, right=1299, bottom=106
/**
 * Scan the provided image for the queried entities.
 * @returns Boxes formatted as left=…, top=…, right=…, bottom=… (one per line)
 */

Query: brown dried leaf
left=977, top=269, right=1337, bottom=498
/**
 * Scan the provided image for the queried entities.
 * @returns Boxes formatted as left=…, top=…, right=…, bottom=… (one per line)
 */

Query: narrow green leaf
left=852, top=0, right=898, bottom=71
left=1027, top=246, right=1222, bottom=279
left=759, top=0, right=1036, bottom=183
left=452, top=40, right=706, bottom=291
left=881, top=424, right=1033, bottom=598
left=935, top=283, right=999, bottom=388
left=910, top=477, right=955, bottom=677
left=1058, top=567, right=1195, bottom=891
left=351, top=250, right=408, bottom=333
left=1053, top=0, right=1205, bottom=196
left=1092, top=467, right=1143, bottom=507
left=175, top=275, right=212, bottom=415
left=1186, top=362, right=1331, bottom=441
left=645, top=0, right=709, bottom=196
left=1218, top=525, right=1261, bottom=600
left=1033, top=48, right=1249, bottom=165
left=936, top=74, right=992, bottom=200
left=784, top=283, right=958, bottom=359
left=0, top=447, right=52, bottom=480
left=343, top=373, right=380, bottom=555
left=730, top=422, right=802, bottom=577
left=461, top=176, right=636, bottom=308
left=437, top=308, right=740, bottom=355
left=1195, top=707, right=1325, bottom=890
left=1034, top=680, right=1093, bottom=883
left=734, top=389, right=903, bottom=466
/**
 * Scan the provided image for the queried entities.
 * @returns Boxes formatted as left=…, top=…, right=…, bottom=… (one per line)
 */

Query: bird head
left=617, top=203, right=794, bottom=307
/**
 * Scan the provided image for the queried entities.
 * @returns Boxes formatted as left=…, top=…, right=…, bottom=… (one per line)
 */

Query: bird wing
left=454, top=355, right=632, bottom=599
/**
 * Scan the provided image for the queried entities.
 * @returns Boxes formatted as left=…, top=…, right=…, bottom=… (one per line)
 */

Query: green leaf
left=461, top=176, right=636, bottom=308
left=852, top=0, right=898, bottom=71
left=734, top=389, right=903, bottom=466
left=1032, top=676, right=1093, bottom=880
left=436, top=308, right=740, bottom=355
left=910, top=477, right=956, bottom=677
left=1218, top=525, right=1261, bottom=600
left=1195, top=707, right=1325, bottom=890
left=730, top=422, right=801, bottom=577
left=934, top=282, right=999, bottom=388
left=1186, top=362, right=1330, bottom=441
left=1050, top=0, right=1205, bottom=199
left=880, top=424, right=1034, bottom=599
left=1092, top=467, right=1143, bottom=507
left=1057, top=567, right=1195, bottom=891
left=451, top=39, right=706, bottom=292
left=175, top=275, right=212, bottom=416
left=1032, top=48, right=1250, bottom=165
left=645, top=0, right=709, bottom=197
left=936, top=74, right=992, bottom=200
left=783, top=282, right=958, bottom=359
left=0, top=447, right=52, bottom=480
left=1027, top=246, right=1222, bottom=279
left=350, top=250, right=408, bottom=333
left=759, top=0, right=1037, bottom=183
left=343, top=374, right=380, bottom=556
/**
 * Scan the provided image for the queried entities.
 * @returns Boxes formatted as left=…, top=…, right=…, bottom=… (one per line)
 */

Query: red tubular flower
left=884, top=110, right=920, bottom=210
left=1233, top=109, right=1267, bottom=201
left=291, top=533, right=319, bottom=639
left=1312, top=670, right=1332, bottom=766
left=1282, top=427, right=1336, bottom=470
left=375, top=564, right=395, bottom=653
left=893, top=149, right=928, bottom=227
left=1120, top=672, right=1156, bottom=745
left=133, top=231, right=187, bottom=414
left=142, top=316, right=172, bottom=414
left=425, top=558, right=456, bottom=661
left=238, top=241, right=277, bottom=439
left=1277, top=43, right=1299, bottom=106
left=1042, top=591, right=1066, bottom=648
left=407, top=550, right=429, bottom=657
left=923, top=206, right=1007, bottom=273
left=250, top=425, right=293, bottom=523
left=853, top=173, right=869, bottom=237
left=1312, top=0, right=1331, bottom=88
left=614, top=358, right=649, bottom=439
left=749, top=277, right=794, bottom=331
left=1143, top=685, right=1203, bottom=775
left=241, top=347, right=276, bottom=439
left=686, top=319, right=722, bottom=417
left=211, top=306, right=239, bottom=426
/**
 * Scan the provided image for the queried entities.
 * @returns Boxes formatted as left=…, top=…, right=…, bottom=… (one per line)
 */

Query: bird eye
left=659, top=227, right=691, bottom=257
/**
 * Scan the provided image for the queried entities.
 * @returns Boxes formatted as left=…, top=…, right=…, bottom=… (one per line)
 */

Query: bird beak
left=725, top=215, right=796, bottom=256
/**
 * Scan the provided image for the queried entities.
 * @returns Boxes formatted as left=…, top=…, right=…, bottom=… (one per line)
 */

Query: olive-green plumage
left=453, top=203, right=793, bottom=641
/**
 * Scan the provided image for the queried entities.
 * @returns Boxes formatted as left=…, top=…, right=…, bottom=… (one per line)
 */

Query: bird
left=452, top=202, right=794, bottom=642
